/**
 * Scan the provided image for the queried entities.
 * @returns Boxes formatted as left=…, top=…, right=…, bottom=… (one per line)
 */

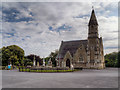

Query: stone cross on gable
left=92, top=6, right=94, bottom=9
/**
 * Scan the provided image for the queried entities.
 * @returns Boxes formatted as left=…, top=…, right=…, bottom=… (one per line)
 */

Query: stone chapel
left=56, top=8, right=105, bottom=69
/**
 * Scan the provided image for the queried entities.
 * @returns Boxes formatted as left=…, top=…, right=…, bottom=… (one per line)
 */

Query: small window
left=79, top=55, right=84, bottom=62
left=91, top=46, right=94, bottom=49
left=95, top=47, right=97, bottom=51
left=80, top=45, right=82, bottom=49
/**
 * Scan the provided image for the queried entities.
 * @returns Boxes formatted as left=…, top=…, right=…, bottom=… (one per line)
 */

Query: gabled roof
left=57, top=40, right=88, bottom=59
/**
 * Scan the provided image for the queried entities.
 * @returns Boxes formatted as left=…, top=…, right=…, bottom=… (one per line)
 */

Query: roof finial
left=92, top=6, right=94, bottom=10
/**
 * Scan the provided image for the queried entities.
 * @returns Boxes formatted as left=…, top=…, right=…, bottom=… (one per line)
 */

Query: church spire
left=88, top=7, right=99, bottom=38
left=88, top=8, right=98, bottom=26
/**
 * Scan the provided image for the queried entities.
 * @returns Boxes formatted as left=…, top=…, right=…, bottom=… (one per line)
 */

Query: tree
left=104, top=51, right=118, bottom=67
left=26, top=54, right=43, bottom=65
left=118, top=51, right=120, bottom=68
left=49, top=49, right=59, bottom=58
left=23, top=58, right=33, bottom=66
left=48, top=49, right=59, bottom=67
left=1, top=45, right=25, bottom=66
left=0, top=48, right=2, bottom=66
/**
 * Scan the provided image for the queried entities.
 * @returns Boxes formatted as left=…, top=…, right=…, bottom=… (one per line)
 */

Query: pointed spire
left=88, top=7, right=98, bottom=26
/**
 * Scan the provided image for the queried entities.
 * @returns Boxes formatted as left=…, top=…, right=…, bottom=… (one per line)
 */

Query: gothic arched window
left=80, top=45, right=82, bottom=49
left=79, top=55, right=84, bottom=62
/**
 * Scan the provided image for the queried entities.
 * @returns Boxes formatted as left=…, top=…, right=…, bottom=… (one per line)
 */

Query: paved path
left=2, top=68, right=118, bottom=88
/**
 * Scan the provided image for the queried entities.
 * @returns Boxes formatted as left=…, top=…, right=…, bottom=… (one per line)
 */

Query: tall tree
left=23, top=57, right=33, bottom=66
left=105, top=51, right=119, bottom=67
left=1, top=45, right=25, bottom=66
left=26, top=54, right=43, bottom=65
left=49, top=49, right=59, bottom=67
left=118, top=51, right=120, bottom=68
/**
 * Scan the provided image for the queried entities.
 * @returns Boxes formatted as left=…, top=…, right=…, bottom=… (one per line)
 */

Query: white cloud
left=1, top=2, right=118, bottom=57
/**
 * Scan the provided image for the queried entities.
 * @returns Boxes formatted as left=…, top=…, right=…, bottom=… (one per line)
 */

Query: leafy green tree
left=23, top=58, right=33, bottom=66
left=14, top=61, right=19, bottom=66
left=1, top=45, right=25, bottom=66
left=0, top=48, right=2, bottom=66
left=105, top=51, right=119, bottom=67
left=44, top=57, right=49, bottom=65
left=118, top=51, right=120, bottom=68
left=48, top=49, right=59, bottom=67
left=26, top=54, right=43, bottom=65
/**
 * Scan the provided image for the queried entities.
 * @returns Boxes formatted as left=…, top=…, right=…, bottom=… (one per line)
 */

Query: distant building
left=56, top=8, right=105, bottom=69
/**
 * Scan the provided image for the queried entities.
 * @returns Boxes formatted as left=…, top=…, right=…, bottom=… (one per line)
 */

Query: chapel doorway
left=66, top=59, right=70, bottom=68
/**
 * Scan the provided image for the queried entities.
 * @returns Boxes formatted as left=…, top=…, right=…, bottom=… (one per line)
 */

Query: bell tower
left=88, top=8, right=100, bottom=64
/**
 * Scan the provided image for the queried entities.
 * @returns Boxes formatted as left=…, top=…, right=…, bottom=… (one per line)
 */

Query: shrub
left=2, top=66, right=6, bottom=70
left=19, top=68, right=78, bottom=73
left=22, top=69, right=25, bottom=72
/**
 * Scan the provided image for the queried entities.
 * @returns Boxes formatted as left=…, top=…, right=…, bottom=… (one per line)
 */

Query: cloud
left=1, top=2, right=118, bottom=57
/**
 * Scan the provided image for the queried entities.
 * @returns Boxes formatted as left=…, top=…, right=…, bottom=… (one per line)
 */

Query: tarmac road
left=2, top=68, right=118, bottom=88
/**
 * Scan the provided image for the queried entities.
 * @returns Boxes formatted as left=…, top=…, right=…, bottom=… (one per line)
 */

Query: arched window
left=79, top=55, right=84, bottom=62
left=80, top=45, right=82, bottom=49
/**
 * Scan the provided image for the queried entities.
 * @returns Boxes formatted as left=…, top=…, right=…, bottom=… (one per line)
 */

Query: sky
left=0, top=2, right=118, bottom=57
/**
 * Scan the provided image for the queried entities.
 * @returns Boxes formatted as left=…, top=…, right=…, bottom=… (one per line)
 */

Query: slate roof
left=57, top=40, right=88, bottom=59
left=56, top=9, right=100, bottom=59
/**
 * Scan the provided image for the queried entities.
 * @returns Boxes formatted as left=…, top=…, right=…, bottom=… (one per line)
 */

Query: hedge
left=19, top=68, right=76, bottom=73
